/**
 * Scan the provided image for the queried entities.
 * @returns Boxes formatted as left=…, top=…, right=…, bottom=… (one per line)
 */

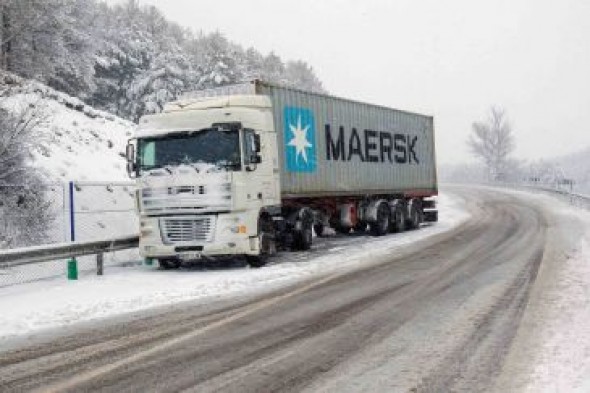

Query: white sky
left=107, top=0, right=590, bottom=164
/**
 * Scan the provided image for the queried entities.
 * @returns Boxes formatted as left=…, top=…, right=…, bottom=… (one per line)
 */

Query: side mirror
left=126, top=142, right=135, bottom=162
left=245, top=131, right=262, bottom=171
left=126, top=142, right=136, bottom=178
left=127, top=161, right=137, bottom=178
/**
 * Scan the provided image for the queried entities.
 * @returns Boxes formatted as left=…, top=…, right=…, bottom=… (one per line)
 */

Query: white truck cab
left=128, top=94, right=281, bottom=268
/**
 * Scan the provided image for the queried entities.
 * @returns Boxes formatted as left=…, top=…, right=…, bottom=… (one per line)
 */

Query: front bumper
left=138, top=212, right=260, bottom=259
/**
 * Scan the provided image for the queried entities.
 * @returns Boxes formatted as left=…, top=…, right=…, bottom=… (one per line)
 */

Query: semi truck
left=126, top=80, right=438, bottom=269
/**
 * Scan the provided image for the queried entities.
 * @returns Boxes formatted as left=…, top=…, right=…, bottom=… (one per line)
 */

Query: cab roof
left=163, top=95, right=271, bottom=112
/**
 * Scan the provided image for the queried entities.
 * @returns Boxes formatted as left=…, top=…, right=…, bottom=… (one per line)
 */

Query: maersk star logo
left=284, top=106, right=317, bottom=173
left=288, top=116, right=312, bottom=163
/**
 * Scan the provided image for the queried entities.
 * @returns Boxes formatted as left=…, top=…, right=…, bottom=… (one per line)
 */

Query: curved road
left=0, top=188, right=555, bottom=392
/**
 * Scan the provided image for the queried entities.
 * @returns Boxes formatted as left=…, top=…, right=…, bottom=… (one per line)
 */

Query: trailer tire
left=407, top=203, right=421, bottom=230
left=370, top=202, right=390, bottom=236
left=159, top=258, right=181, bottom=270
left=294, top=224, right=313, bottom=250
left=313, top=223, right=325, bottom=237
left=334, top=225, right=350, bottom=235
left=353, top=222, right=367, bottom=233
left=293, top=208, right=313, bottom=251
left=390, top=206, right=406, bottom=233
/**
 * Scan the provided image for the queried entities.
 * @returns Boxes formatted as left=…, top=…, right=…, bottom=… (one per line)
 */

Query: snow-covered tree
left=260, top=52, right=287, bottom=84
left=285, top=60, right=325, bottom=93
left=0, top=0, right=96, bottom=97
left=0, top=101, right=52, bottom=247
left=92, top=1, right=193, bottom=120
left=46, top=0, right=98, bottom=98
left=191, top=32, right=243, bottom=89
left=124, top=37, right=191, bottom=120
left=468, top=107, right=515, bottom=181
left=92, top=0, right=153, bottom=117
left=242, top=47, right=264, bottom=80
left=1, top=0, right=326, bottom=121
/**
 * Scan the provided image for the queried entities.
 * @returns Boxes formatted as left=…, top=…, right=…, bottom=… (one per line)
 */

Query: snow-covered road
left=0, top=193, right=469, bottom=343
left=2, top=186, right=590, bottom=392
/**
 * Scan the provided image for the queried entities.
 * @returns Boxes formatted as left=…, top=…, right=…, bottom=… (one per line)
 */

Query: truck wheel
left=353, top=222, right=367, bottom=233
left=294, top=224, right=313, bottom=250
left=259, top=214, right=276, bottom=255
left=292, top=208, right=313, bottom=251
left=370, top=202, right=390, bottom=236
left=334, top=225, right=350, bottom=235
left=407, top=204, right=421, bottom=230
left=159, top=258, right=181, bottom=270
left=313, top=223, right=325, bottom=237
left=248, top=215, right=275, bottom=268
left=390, top=207, right=406, bottom=233
left=246, top=255, right=267, bottom=268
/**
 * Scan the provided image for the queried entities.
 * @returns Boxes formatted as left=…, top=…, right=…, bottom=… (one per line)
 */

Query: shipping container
left=253, top=81, right=437, bottom=198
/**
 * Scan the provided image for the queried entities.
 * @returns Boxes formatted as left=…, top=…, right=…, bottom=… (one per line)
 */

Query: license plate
left=179, top=252, right=202, bottom=261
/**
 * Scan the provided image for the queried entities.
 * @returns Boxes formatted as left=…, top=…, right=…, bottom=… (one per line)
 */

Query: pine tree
left=0, top=0, right=96, bottom=97
left=192, top=32, right=243, bottom=89
left=1, top=0, right=326, bottom=121
left=260, top=52, right=286, bottom=84
left=285, top=60, right=325, bottom=93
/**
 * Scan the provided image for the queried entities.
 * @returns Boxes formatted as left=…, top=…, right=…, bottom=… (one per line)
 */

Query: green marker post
left=68, top=258, right=78, bottom=280
left=67, top=181, right=78, bottom=281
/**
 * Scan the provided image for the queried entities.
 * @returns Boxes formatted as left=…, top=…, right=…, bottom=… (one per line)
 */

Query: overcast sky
left=107, top=0, right=590, bottom=165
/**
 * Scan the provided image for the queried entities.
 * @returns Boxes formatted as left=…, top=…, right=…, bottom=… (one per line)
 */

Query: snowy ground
left=490, top=187, right=590, bottom=393
left=0, top=74, right=132, bottom=183
left=1, top=75, right=136, bottom=249
left=0, top=193, right=469, bottom=345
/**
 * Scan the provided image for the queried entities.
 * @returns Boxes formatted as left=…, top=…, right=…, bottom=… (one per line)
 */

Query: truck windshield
left=137, top=128, right=241, bottom=173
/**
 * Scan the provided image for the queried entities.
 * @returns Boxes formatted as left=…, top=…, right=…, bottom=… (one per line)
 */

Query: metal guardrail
left=1, top=182, right=588, bottom=275
left=0, top=235, right=139, bottom=269
left=507, top=184, right=590, bottom=211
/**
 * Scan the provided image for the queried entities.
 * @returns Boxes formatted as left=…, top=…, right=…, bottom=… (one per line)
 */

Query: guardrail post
left=67, top=258, right=78, bottom=280
left=97, top=253, right=104, bottom=276
left=67, top=181, right=78, bottom=281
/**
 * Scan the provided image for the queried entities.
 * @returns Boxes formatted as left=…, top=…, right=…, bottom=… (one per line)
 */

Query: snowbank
left=0, top=193, right=469, bottom=344
left=0, top=73, right=133, bottom=182
left=490, top=187, right=590, bottom=392
left=524, top=238, right=590, bottom=392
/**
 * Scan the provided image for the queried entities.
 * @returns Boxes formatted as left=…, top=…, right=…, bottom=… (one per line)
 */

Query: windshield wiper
left=217, top=161, right=241, bottom=171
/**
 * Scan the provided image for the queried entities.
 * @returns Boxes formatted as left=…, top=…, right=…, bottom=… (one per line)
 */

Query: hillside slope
left=0, top=73, right=133, bottom=183
left=0, top=74, right=137, bottom=248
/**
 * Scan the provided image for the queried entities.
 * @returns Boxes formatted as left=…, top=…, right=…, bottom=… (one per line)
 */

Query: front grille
left=160, top=216, right=216, bottom=244
left=141, top=183, right=231, bottom=214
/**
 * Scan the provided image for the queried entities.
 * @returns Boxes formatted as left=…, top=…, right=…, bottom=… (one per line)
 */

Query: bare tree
left=0, top=98, right=53, bottom=247
left=468, top=106, right=515, bottom=181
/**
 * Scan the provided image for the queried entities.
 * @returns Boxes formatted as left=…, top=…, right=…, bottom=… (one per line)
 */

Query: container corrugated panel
left=255, top=81, right=437, bottom=198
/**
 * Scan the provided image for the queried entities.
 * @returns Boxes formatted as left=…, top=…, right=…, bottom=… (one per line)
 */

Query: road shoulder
left=492, top=188, right=590, bottom=392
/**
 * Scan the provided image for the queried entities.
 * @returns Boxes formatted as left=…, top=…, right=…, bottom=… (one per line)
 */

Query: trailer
left=126, top=80, right=438, bottom=268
